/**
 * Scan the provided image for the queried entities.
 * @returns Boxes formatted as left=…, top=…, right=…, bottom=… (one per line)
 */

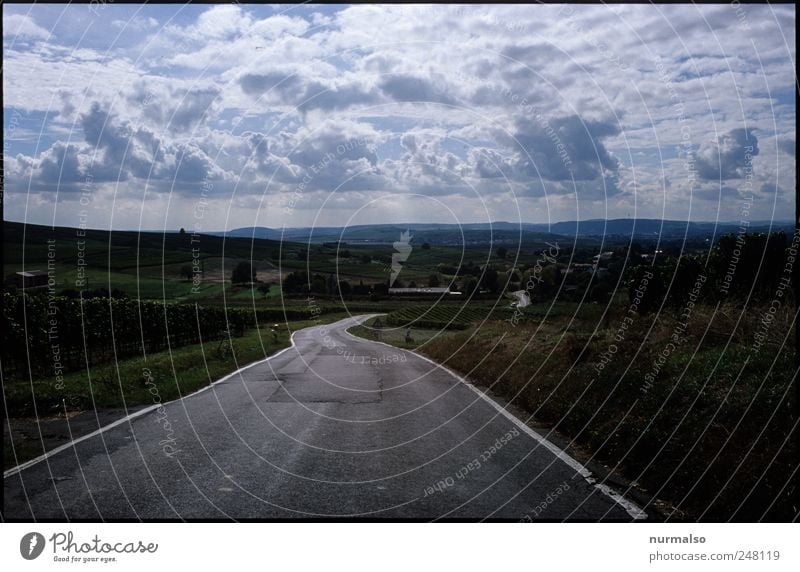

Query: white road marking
left=343, top=318, right=648, bottom=520
left=4, top=331, right=302, bottom=479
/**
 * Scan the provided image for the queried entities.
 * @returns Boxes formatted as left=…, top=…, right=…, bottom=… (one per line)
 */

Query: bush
left=231, top=261, right=256, bottom=284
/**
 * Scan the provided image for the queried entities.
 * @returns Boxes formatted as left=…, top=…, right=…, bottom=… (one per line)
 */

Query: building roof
left=388, top=287, right=452, bottom=294
left=592, top=251, right=615, bottom=260
left=16, top=270, right=48, bottom=277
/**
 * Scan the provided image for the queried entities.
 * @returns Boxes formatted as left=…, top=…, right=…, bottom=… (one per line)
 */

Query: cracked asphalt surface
left=4, top=315, right=640, bottom=520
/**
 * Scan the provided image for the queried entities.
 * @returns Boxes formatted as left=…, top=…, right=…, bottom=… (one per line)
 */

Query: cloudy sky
left=3, top=3, right=796, bottom=231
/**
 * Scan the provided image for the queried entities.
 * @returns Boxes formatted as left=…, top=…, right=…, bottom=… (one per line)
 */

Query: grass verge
left=348, top=315, right=458, bottom=350
left=349, top=302, right=796, bottom=521
left=3, top=314, right=348, bottom=469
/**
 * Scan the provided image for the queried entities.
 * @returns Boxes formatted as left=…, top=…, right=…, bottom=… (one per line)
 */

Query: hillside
left=218, top=218, right=796, bottom=244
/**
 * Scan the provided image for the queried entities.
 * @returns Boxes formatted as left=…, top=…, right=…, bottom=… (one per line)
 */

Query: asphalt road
left=4, top=315, right=644, bottom=520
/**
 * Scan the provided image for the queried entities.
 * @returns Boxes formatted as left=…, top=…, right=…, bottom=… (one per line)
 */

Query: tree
left=282, top=271, right=310, bottom=294
left=590, top=282, right=611, bottom=303
left=257, top=283, right=271, bottom=299
left=421, top=242, right=431, bottom=250
left=709, top=232, right=787, bottom=300
left=628, top=265, right=667, bottom=314
left=180, top=264, right=193, bottom=282
left=179, top=228, right=186, bottom=236
left=231, top=261, right=256, bottom=284
left=427, top=273, right=441, bottom=287
left=310, top=274, right=327, bottom=294
left=623, top=242, right=643, bottom=267
left=462, top=278, right=479, bottom=294
left=496, top=246, right=507, bottom=259
left=480, top=266, right=499, bottom=293
left=538, top=264, right=560, bottom=300
left=668, top=255, right=706, bottom=306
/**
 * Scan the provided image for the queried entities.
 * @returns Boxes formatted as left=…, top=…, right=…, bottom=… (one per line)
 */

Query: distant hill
left=216, top=219, right=795, bottom=245
left=546, top=218, right=795, bottom=237
left=212, top=222, right=561, bottom=245
left=2, top=221, right=296, bottom=271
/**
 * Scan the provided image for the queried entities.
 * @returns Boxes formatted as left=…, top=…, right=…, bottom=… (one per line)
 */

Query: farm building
left=592, top=251, right=615, bottom=269
left=10, top=270, right=49, bottom=289
left=388, top=287, right=454, bottom=297
left=560, top=263, right=595, bottom=275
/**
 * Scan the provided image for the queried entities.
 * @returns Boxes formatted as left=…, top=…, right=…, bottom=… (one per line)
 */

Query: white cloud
left=111, top=17, right=159, bottom=31
left=2, top=4, right=795, bottom=228
left=195, top=5, right=251, bottom=39
left=3, top=13, right=49, bottom=41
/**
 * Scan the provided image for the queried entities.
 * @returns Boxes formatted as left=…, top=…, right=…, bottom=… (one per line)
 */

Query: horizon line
left=3, top=217, right=800, bottom=235
left=3, top=217, right=797, bottom=234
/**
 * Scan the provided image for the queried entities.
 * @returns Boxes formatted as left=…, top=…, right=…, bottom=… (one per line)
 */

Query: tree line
left=627, top=232, right=793, bottom=313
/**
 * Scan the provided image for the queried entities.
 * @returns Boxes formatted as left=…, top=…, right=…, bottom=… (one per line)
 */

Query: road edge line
left=344, top=318, right=648, bottom=520
left=3, top=330, right=301, bottom=479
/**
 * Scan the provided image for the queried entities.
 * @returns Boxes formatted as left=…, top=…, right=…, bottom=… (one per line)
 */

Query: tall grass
left=410, top=302, right=796, bottom=521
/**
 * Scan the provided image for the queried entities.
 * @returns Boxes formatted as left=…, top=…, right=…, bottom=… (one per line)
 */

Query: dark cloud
left=504, top=114, right=621, bottom=182
left=128, top=83, right=220, bottom=134
left=58, top=90, right=75, bottom=119
left=168, top=87, right=220, bottom=133
left=239, top=72, right=303, bottom=96
left=171, top=144, right=225, bottom=184
left=80, top=102, right=152, bottom=179
left=288, top=132, right=377, bottom=169
left=240, top=131, right=299, bottom=182
left=298, top=81, right=379, bottom=112
left=38, top=142, right=84, bottom=183
left=470, top=147, right=513, bottom=179
left=239, top=120, right=384, bottom=192
left=777, top=137, right=795, bottom=156
left=695, top=128, right=759, bottom=180
left=693, top=185, right=745, bottom=201
left=501, top=43, right=561, bottom=66
left=465, top=58, right=495, bottom=80
left=240, top=72, right=378, bottom=113
left=759, top=182, right=785, bottom=195
left=376, top=132, right=474, bottom=196
left=7, top=101, right=233, bottom=196
left=400, top=133, right=417, bottom=153
left=378, top=74, right=456, bottom=106
left=361, top=53, right=401, bottom=74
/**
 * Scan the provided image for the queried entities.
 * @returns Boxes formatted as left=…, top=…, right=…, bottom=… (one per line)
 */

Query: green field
left=384, top=303, right=504, bottom=330
left=3, top=221, right=571, bottom=303
left=348, top=316, right=450, bottom=350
